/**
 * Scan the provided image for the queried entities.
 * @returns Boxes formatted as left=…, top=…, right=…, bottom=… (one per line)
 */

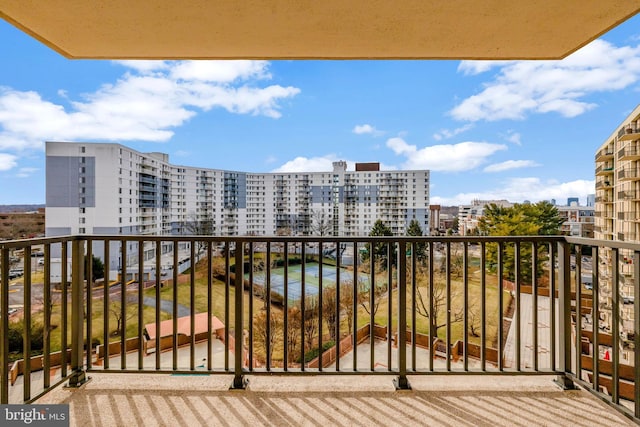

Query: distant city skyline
left=0, top=15, right=640, bottom=205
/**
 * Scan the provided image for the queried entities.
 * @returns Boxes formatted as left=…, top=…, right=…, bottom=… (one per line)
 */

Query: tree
left=468, top=303, right=481, bottom=337
left=322, top=287, right=338, bottom=342
left=253, top=309, right=283, bottom=364
left=415, top=264, right=464, bottom=337
left=184, top=212, right=216, bottom=254
left=85, top=255, right=105, bottom=282
left=477, top=202, right=562, bottom=284
left=358, top=280, right=387, bottom=320
left=340, top=281, right=356, bottom=335
left=406, top=219, right=426, bottom=261
left=285, top=307, right=302, bottom=365
left=363, top=219, right=395, bottom=270
left=302, top=296, right=319, bottom=354
left=310, top=209, right=332, bottom=236
left=109, top=301, right=137, bottom=336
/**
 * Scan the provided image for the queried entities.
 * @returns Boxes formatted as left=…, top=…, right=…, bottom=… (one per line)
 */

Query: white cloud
left=456, top=61, right=513, bottom=76
left=113, top=60, right=170, bottom=74
left=0, top=61, right=300, bottom=152
left=169, top=61, right=270, bottom=83
left=503, top=130, right=522, bottom=145
left=431, top=178, right=594, bottom=205
left=451, top=39, right=640, bottom=121
left=15, top=167, right=38, bottom=178
left=483, top=160, right=540, bottom=173
left=0, top=153, right=17, bottom=171
left=353, top=124, right=384, bottom=136
left=432, top=124, right=474, bottom=140
left=273, top=156, right=395, bottom=173
left=272, top=155, right=343, bottom=173
left=386, top=138, right=506, bottom=172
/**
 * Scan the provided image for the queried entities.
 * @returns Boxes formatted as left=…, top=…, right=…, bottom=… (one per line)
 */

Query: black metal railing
left=1, top=235, right=639, bottom=421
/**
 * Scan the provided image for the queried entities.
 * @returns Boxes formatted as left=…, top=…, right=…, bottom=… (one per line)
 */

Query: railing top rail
left=565, top=236, right=640, bottom=251
left=1, top=234, right=570, bottom=248
left=4, top=234, right=640, bottom=250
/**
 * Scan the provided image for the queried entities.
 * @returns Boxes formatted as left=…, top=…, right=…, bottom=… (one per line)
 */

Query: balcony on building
left=618, top=168, right=640, bottom=181
left=618, top=145, right=640, bottom=161
left=618, top=126, right=640, bottom=142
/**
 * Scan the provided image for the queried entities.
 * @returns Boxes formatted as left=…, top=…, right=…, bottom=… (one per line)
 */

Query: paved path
left=141, top=296, right=190, bottom=317
left=503, top=293, right=556, bottom=370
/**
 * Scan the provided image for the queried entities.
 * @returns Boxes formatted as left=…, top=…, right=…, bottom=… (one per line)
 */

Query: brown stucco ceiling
left=1, top=1, right=639, bottom=60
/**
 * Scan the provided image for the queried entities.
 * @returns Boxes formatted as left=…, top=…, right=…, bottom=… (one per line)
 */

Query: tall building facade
left=46, top=142, right=430, bottom=263
left=457, top=199, right=513, bottom=236
left=594, top=104, right=640, bottom=342
left=556, top=204, right=594, bottom=238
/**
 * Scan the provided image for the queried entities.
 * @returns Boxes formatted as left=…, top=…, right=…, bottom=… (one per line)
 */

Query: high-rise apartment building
left=457, top=199, right=513, bottom=236
left=594, top=104, right=640, bottom=334
left=46, top=142, right=430, bottom=266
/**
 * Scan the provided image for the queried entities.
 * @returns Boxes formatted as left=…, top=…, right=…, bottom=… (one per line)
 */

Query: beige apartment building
left=594, top=104, right=640, bottom=344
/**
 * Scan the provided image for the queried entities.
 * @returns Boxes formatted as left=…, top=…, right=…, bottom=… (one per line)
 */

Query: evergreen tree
left=406, top=219, right=426, bottom=261
left=477, top=202, right=562, bottom=284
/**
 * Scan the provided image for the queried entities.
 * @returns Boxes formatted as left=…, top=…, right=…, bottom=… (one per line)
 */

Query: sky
left=1, top=16, right=640, bottom=206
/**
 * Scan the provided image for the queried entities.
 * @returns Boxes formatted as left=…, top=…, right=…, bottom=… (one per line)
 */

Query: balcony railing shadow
left=1, top=235, right=639, bottom=423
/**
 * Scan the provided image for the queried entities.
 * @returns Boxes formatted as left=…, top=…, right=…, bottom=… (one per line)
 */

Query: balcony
left=618, top=168, right=640, bottom=181
left=596, top=180, right=613, bottom=189
left=618, top=126, right=640, bottom=142
left=1, top=235, right=639, bottom=423
left=618, top=146, right=640, bottom=161
left=595, top=148, right=614, bottom=162
left=595, top=164, right=615, bottom=176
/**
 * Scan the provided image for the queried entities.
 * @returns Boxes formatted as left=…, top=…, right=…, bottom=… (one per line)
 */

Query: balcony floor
left=34, top=374, right=633, bottom=426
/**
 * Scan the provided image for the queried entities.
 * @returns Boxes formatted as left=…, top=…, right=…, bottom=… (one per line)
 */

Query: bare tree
left=468, top=302, right=481, bottom=337
left=253, top=308, right=282, bottom=364
left=310, top=209, right=332, bottom=236
left=358, top=279, right=387, bottom=320
left=286, top=306, right=302, bottom=364
left=184, top=212, right=216, bottom=255
left=415, top=264, right=464, bottom=337
left=109, top=301, right=137, bottom=336
left=340, top=280, right=355, bottom=335
left=322, top=287, right=338, bottom=342
left=302, top=295, right=319, bottom=354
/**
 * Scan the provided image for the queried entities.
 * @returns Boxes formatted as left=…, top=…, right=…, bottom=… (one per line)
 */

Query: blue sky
left=1, top=15, right=640, bottom=206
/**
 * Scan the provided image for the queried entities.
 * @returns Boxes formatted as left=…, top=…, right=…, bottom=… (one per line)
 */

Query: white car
left=38, top=258, right=45, bottom=265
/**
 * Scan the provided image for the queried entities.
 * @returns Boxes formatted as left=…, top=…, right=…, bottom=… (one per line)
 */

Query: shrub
left=300, top=340, right=335, bottom=363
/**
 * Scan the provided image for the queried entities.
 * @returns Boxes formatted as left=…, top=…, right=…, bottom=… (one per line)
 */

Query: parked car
left=9, top=269, right=24, bottom=279
left=38, top=258, right=45, bottom=265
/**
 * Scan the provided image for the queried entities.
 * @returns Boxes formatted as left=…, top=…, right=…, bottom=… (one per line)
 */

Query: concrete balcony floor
left=34, top=374, right=633, bottom=426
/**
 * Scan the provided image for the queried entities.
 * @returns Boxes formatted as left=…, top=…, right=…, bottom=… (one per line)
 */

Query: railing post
left=394, top=241, right=410, bottom=390
left=67, top=238, right=89, bottom=387
left=1, top=246, right=9, bottom=403
left=554, top=240, right=575, bottom=390
left=231, top=240, right=247, bottom=389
